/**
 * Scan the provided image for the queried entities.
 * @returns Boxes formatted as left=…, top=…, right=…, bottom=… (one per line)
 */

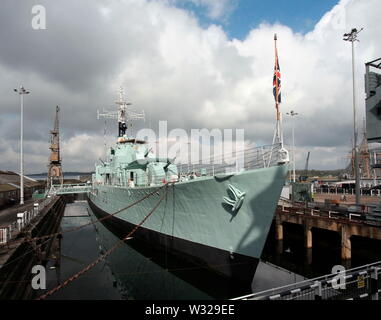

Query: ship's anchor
left=223, top=184, right=246, bottom=212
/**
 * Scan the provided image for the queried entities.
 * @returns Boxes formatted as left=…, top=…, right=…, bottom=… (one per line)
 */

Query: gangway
left=48, top=183, right=92, bottom=196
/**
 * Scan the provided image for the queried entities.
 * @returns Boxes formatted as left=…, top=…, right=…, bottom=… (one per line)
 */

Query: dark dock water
left=43, top=201, right=381, bottom=300
left=44, top=201, right=121, bottom=300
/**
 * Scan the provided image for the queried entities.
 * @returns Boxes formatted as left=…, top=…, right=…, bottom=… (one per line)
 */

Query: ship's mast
left=97, top=87, right=145, bottom=140
left=115, top=87, right=130, bottom=137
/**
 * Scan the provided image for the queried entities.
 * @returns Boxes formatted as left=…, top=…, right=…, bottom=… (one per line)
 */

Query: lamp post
left=14, top=86, right=30, bottom=205
left=343, top=28, right=363, bottom=207
left=286, top=110, right=298, bottom=183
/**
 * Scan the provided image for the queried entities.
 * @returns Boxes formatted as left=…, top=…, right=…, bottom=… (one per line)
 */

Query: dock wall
left=0, top=196, right=66, bottom=300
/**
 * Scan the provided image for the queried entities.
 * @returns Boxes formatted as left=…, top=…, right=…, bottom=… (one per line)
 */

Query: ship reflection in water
left=44, top=201, right=381, bottom=300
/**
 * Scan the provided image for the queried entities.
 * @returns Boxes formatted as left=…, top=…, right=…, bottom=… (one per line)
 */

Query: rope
left=25, top=184, right=167, bottom=243
left=36, top=184, right=169, bottom=300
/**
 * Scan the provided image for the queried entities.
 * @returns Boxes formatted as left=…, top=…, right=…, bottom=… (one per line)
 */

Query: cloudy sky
left=0, top=0, right=379, bottom=173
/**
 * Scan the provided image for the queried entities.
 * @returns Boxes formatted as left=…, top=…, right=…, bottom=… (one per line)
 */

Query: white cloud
left=0, top=0, right=379, bottom=173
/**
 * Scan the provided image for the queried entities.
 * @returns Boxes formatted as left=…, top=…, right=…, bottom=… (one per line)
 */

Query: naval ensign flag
left=273, top=45, right=281, bottom=105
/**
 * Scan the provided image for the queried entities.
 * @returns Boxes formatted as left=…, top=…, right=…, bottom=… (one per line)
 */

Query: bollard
left=7, top=226, right=11, bottom=242
left=33, top=203, right=39, bottom=217
left=24, top=211, right=28, bottom=226
left=17, top=213, right=24, bottom=231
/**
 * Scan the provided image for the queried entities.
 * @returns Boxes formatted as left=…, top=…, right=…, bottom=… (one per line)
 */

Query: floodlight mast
left=14, top=86, right=30, bottom=205
left=343, top=28, right=363, bottom=207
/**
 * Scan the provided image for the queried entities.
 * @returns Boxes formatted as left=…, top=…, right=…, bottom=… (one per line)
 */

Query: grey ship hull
left=88, top=164, right=288, bottom=292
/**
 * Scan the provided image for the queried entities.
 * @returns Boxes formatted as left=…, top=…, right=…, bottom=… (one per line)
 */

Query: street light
left=343, top=28, right=363, bottom=207
left=286, top=110, right=298, bottom=183
left=14, top=86, right=30, bottom=205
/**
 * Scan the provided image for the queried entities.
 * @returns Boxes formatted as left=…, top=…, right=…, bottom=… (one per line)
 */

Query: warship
left=87, top=89, right=289, bottom=295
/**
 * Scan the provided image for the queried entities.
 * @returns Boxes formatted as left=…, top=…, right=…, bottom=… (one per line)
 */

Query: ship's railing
left=178, top=143, right=286, bottom=177
left=92, top=143, right=287, bottom=186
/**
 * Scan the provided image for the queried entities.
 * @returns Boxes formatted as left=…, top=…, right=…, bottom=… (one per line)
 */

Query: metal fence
left=279, top=204, right=364, bottom=221
left=0, top=196, right=55, bottom=246
left=93, top=143, right=287, bottom=187
left=278, top=203, right=381, bottom=227
left=232, top=261, right=381, bottom=301
left=315, top=187, right=381, bottom=197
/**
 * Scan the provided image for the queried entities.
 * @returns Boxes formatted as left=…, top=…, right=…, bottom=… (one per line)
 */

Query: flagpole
left=270, top=34, right=289, bottom=166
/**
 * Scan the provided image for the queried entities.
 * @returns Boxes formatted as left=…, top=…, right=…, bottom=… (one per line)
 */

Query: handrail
left=0, top=196, right=56, bottom=245
left=232, top=260, right=381, bottom=300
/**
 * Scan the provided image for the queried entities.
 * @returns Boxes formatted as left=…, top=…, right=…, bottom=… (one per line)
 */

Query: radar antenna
left=97, top=87, right=145, bottom=138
